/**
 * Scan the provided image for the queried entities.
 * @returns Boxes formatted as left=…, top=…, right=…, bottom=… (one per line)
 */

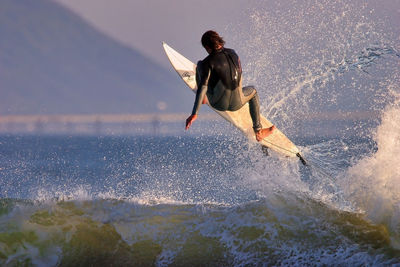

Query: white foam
left=341, top=97, right=400, bottom=246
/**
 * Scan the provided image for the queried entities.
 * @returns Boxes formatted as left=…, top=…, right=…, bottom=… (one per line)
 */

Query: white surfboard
left=163, top=42, right=306, bottom=164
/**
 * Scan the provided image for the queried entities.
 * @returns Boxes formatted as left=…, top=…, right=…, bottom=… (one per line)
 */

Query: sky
left=51, top=0, right=399, bottom=113
left=53, top=0, right=399, bottom=69
left=53, top=0, right=248, bottom=68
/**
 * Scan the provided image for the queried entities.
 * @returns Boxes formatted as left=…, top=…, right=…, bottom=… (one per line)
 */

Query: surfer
left=185, top=30, right=275, bottom=141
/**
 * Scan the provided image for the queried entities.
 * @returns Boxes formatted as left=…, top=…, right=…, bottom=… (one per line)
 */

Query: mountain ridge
left=0, top=0, right=191, bottom=115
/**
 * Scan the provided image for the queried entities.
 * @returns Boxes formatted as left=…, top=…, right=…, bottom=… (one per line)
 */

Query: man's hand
left=185, top=114, right=197, bottom=130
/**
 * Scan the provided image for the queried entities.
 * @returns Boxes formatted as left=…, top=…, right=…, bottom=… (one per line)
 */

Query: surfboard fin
left=296, top=153, right=308, bottom=166
left=261, top=145, right=269, bottom=156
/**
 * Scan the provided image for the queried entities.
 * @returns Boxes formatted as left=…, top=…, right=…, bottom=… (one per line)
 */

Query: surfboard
left=162, top=42, right=306, bottom=164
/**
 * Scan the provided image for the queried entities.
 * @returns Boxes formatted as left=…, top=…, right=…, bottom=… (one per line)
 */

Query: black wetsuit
left=191, top=48, right=262, bottom=132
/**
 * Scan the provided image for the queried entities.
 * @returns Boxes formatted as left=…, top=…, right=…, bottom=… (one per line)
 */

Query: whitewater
left=1, top=0, right=400, bottom=266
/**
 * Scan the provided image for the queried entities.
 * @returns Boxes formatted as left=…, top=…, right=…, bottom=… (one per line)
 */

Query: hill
left=0, top=0, right=191, bottom=115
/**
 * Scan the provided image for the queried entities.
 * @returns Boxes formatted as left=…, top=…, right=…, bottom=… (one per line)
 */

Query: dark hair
left=201, top=30, right=225, bottom=51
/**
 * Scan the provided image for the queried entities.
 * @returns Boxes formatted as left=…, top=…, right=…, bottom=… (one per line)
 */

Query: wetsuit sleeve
left=191, top=63, right=211, bottom=115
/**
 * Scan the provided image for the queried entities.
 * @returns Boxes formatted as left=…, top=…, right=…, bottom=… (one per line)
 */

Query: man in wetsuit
left=185, top=30, right=275, bottom=141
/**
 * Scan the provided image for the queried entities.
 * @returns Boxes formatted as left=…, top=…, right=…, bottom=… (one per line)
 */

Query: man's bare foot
left=256, top=125, right=275, bottom=141
left=202, top=96, right=208, bottom=105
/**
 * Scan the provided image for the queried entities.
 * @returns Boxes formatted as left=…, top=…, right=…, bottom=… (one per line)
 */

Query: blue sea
left=0, top=131, right=400, bottom=266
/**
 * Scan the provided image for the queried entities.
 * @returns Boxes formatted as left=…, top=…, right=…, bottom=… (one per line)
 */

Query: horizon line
left=0, top=111, right=380, bottom=124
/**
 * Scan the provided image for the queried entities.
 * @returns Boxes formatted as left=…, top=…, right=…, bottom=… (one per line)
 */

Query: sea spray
left=227, top=0, right=400, bottom=252
left=228, top=0, right=398, bottom=139
left=341, top=98, right=400, bottom=248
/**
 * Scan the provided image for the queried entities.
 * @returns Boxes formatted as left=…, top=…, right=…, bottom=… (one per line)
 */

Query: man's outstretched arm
left=185, top=65, right=210, bottom=130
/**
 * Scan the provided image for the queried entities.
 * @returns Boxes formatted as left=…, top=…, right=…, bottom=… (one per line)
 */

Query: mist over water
left=1, top=0, right=400, bottom=265
left=228, top=0, right=400, bottom=251
left=230, top=0, right=399, bottom=136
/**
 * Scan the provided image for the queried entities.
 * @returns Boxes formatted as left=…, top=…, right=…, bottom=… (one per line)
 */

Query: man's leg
left=242, top=86, right=275, bottom=141
left=244, top=87, right=262, bottom=132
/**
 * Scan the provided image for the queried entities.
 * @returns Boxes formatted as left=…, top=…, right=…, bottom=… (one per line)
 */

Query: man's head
left=201, top=30, right=225, bottom=54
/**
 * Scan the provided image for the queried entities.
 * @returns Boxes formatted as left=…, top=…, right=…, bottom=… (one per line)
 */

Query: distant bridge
left=0, top=111, right=379, bottom=135
left=0, top=111, right=378, bottom=124
left=0, top=113, right=219, bottom=135
left=0, top=113, right=218, bottom=124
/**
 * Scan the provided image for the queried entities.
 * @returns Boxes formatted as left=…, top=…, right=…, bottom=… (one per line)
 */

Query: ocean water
left=0, top=131, right=399, bottom=266
left=1, top=0, right=400, bottom=265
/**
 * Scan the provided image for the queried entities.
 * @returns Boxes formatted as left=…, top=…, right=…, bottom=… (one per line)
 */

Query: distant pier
left=0, top=111, right=379, bottom=136
left=0, top=113, right=219, bottom=135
